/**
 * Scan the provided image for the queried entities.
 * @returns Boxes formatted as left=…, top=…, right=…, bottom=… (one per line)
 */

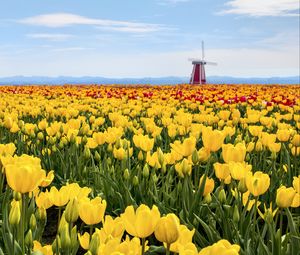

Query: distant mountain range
left=0, top=75, right=299, bottom=85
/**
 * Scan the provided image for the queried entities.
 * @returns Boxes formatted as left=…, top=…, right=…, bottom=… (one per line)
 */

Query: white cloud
left=19, top=13, right=164, bottom=33
left=51, top=47, right=94, bottom=52
left=27, top=33, right=74, bottom=41
left=220, top=0, right=299, bottom=16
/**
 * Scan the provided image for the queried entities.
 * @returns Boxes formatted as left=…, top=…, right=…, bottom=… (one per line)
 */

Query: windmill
left=189, top=41, right=217, bottom=85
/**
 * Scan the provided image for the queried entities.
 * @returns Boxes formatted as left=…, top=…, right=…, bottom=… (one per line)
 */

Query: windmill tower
left=189, top=41, right=217, bottom=85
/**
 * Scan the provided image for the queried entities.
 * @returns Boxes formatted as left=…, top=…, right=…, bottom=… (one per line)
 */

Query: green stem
left=141, top=238, right=146, bottom=255
left=12, top=227, right=15, bottom=255
left=90, top=225, right=93, bottom=237
left=166, top=243, right=171, bottom=255
left=279, top=209, right=283, bottom=235
left=21, top=194, right=26, bottom=255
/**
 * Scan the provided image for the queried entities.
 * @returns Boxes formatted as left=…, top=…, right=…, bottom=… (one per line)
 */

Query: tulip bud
left=152, top=173, right=158, bottom=184
left=161, top=163, right=167, bottom=173
left=82, top=136, right=88, bottom=145
left=271, top=151, right=277, bottom=160
left=52, top=145, right=57, bottom=153
left=84, top=147, right=91, bottom=159
left=60, top=224, right=71, bottom=250
left=13, top=191, right=22, bottom=201
left=238, top=179, right=247, bottom=193
left=107, top=144, right=113, bottom=152
left=233, top=205, right=240, bottom=223
left=154, top=214, right=180, bottom=245
left=94, top=151, right=101, bottom=162
left=65, top=198, right=79, bottom=223
left=132, top=176, right=139, bottom=186
left=157, top=148, right=164, bottom=166
left=156, top=135, right=162, bottom=146
left=218, top=189, right=227, bottom=204
left=225, top=135, right=231, bottom=143
left=245, top=153, right=251, bottom=162
left=9, top=200, right=21, bottom=226
left=143, top=164, right=149, bottom=178
left=115, top=138, right=121, bottom=149
left=192, top=150, right=199, bottom=165
left=138, top=151, right=144, bottom=161
left=30, top=214, right=37, bottom=231
left=52, top=236, right=61, bottom=253
left=70, top=225, right=78, bottom=249
left=89, top=233, right=100, bottom=255
left=123, top=141, right=129, bottom=150
left=264, top=210, right=274, bottom=224
left=25, top=230, right=33, bottom=248
left=203, top=194, right=212, bottom=204
left=56, top=132, right=61, bottom=139
left=84, top=251, right=93, bottom=255
left=37, top=132, right=44, bottom=140
left=123, top=169, right=130, bottom=180
left=49, top=136, right=56, bottom=145
left=58, top=141, right=64, bottom=149
left=36, top=207, right=47, bottom=223
left=106, top=157, right=112, bottom=166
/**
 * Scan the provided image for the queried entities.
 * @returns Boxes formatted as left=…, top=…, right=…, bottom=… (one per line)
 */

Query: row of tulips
left=0, top=84, right=299, bottom=255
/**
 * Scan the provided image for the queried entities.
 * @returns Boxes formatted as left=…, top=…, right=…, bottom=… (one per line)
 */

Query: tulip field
left=0, top=84, right=300, bottom=255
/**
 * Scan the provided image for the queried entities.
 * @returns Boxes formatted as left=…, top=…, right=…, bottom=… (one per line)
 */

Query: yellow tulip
left=133, top=134, right=154, bottom=152
left=97, top=215, right=124, bottom=243
left=113, top=147, right=126, bottom=160
left=175, top=159, right=192, bottom=178
left=171, top=137, right=196, bottom=157
left=33, top=240, right=53, bottom=255
left=291, top=134, right=300, bottom=147
left=198, top=239, right=240, bottom=255
left=4, top=154, right=45, bottom=193
left=291, top=193, right=300, bottom=208
left=214, top=163, right=230, bottom=181
left=49, top=186, right=70, bottom=207
left=9, top=199, right=21, bottom=226
left=154, top=213, right=180, bottom=245
left=222, top=143, right=246, bottom=163
left=120, top=204, right=160, bottom=238
left=248, top=125, right=263, bottom=137
left=268, top=142, right=281, bottom=153
left=78, top=232, right=90, bottom=250
left=293, top=176, right=300, bottom=193
left=78, top=197, right=106, bottom=225
left=202, top=128, right=225, bottom=152
left=228, top=162, right=252, bottom=180
left=170, top=225, right=195, bottom=253
left=276, top=129, right=290, bottom=142
left=245, top=171, right=270, bottom=197
left=93, top=132, right=106, bottom=145
left=276, top=186, right=296, bottom=208
left=35, top=190, right=53, bottom=209
left=0, top=143, right=16, bottom=157
left=39, top=170, right=55, bottom=187
left=199, top=175, right=215, bottom=196
left=197, top=147, right=211, bottom=162
left=257, top=202, right=278, bottom=222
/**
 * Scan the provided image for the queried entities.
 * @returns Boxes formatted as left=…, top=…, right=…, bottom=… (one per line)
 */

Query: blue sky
left=0, top=0, right=299, bottom=77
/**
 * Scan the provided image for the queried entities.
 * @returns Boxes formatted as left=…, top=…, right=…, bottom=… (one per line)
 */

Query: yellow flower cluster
left=0, top=84, right=299, bottom=255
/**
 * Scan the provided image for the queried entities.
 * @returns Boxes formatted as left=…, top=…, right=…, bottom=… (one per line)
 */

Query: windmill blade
left=206, top=61, right=217, bottom=66
left=202, top=41, right=205, bottom=60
